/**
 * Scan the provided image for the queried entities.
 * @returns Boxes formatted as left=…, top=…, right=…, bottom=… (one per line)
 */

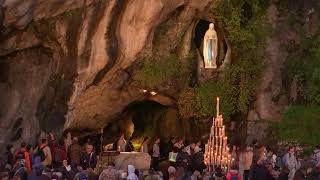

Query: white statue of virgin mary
left=203, top=23, right=218, bottom=69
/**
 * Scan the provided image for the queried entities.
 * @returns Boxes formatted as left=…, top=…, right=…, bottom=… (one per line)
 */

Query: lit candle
left=216, top=97, right=220, bottom=117
left=222, top=125, right=225, bottom=136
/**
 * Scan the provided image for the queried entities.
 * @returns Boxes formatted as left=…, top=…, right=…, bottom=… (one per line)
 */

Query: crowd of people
left=1, top=132, right=320, bottom=180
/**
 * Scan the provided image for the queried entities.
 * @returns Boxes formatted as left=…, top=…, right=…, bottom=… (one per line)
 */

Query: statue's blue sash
left=208, top=39, right=213, bottom=63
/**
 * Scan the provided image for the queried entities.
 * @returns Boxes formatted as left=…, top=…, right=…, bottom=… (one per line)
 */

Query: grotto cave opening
left=194, top=19, right=212, bottom=50
left=103, top=100, right=184, bottom=148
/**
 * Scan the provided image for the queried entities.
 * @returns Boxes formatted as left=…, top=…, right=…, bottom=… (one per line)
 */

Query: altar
left=99, top=151, right=151, bottom=171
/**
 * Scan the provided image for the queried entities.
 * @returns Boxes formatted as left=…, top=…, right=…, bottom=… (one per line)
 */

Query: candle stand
left=204, top=97, right=231, bottom=174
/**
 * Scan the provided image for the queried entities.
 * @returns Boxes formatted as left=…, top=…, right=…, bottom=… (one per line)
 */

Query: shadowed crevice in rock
left=36, top=13, right=83, bottom=134
left=91, top=0, right=128, bottom=86
left=102, top=100, right=181, bottom=142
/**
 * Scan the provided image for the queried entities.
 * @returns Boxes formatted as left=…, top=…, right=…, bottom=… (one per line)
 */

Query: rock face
left=246, top=0, right=317, bottom=143
left=1, top=0, right=314, bottom=149
left=0, top=0, right=213, bottom=151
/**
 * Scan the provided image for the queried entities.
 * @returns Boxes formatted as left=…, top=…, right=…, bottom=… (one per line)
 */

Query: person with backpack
left=15, top=142, right=31, bottom=174
left=38, top=139, right=52, bottom=167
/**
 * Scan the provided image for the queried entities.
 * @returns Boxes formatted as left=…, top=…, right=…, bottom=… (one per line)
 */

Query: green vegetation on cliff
left=286, top=33, right=320, bottom=105
left=273, top=0, right=320, bottom=146
left=179, top=0, right=268, bottom=119
left=273, top=105, right=320, bottom=146
left=133, top=54, right=191, bottom=89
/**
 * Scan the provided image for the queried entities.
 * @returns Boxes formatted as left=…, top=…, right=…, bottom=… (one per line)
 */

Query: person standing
left=311, top=145, right=320, bottom=166
left=15, top=143, right=31, bottom=174
left=176, top=146, right=190, bottom=171
left=249, top=151, right=273, bottom=180
left=152, top=137, right=161, bottom=170
left=39, top=139, right=52, bottom=168
left=117, top=134, right=126, bottom=152
left=140, top=137, right=149, bottom=153
left=81, top=144, right=97, bottom=170
left=174, top=138, right=184, bottom=152
left=283, top=146, right=301, bottom=180
left=239, top=145, right=253, bottom=180
left=125, top=137, right=135, bottom=152
left=64, top=132, right=72, bottom=153
left=69, top=137, right=82, bottom=165
left=4, top=144, right=15, bottom=169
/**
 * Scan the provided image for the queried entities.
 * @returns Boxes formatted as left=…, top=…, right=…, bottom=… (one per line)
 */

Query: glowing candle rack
left=204, top=97, right=231, bottom=172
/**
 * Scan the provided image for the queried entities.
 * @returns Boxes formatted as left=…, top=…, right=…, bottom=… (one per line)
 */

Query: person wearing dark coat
left=58, top=160, right=72, bottom=179
left=4, top=144, right=15, bottom=168
left=176, top=146, right=190, bottom=170
left=69, top=137, right=82, bottom=165
left=190, top=150, right=205, bottom=172
left=125, top=140, right=134, bottom=152
left=81, top=144, right=97, bottom=170
left=249, top=152, right=273, bottom=180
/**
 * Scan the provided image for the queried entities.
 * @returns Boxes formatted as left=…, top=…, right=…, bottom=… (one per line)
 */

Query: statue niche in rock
left=203, top=23, right=218, bottom=69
